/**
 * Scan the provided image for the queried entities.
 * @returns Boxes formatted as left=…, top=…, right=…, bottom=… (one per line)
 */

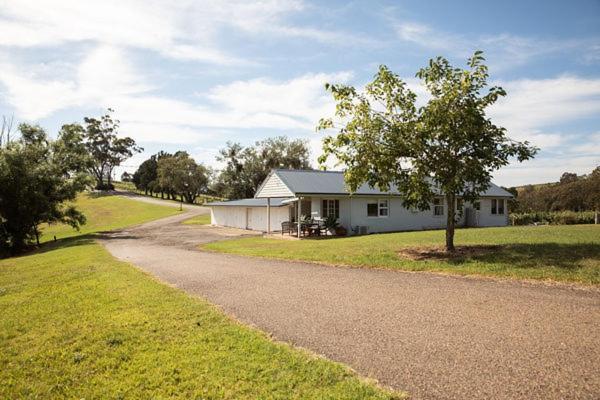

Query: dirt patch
left=398, top=245, right=503, bottom=261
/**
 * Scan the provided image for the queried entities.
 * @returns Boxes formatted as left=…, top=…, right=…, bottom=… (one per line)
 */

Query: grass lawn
left=41, top=192, right=181, bottom=242
left=182, top=213, right=211, bottom=225
left=204, top=225, right=600, bottom=285
left=1, top=194, right=400, bottom=399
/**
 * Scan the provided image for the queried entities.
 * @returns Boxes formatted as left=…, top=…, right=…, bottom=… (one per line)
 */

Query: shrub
left=510, top=211, right=595, bottom=225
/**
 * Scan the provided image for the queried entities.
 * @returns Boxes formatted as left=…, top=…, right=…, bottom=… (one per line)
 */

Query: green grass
left=0, top=239, right=399, bottom=399
left=1, top=194, right=400, bottom=399
left=182, top=214, right=211, bottom=225
left=42, top=192, right=181, bottom=242
left=204, top=225, right=600, bottom=285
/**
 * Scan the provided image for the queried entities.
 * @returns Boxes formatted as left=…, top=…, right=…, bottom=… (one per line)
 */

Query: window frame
left=433, top=198, right=444, bottom=217
left=366, top=198, right=390, bottom=218
left=322, top=199, right=339, bottom=219
left=497, top=198, right=505, bottom=215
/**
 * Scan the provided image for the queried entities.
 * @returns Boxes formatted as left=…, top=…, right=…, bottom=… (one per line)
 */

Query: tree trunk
left=445, top=193, right=456, bottom=252
left=595, top=210, right=598, bottom=225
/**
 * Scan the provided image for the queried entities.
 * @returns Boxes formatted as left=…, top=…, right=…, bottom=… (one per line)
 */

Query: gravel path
left=100, top=205, right=600, bottom=400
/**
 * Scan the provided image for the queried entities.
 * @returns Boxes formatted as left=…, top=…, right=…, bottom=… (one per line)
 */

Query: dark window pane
left=367, top=203, right=378, bottom=217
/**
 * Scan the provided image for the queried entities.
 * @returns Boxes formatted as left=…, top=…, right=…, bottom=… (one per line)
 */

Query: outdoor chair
left=281, top=221, right=291, bottom=235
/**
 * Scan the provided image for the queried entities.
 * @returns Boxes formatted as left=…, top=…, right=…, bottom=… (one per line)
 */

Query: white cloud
left=0, top=0, right=362, bottom=65
left=394, top=21, right=595, bottom=71
left=0, top=44, right=351, bottom=149
left=489, top=76, right=600, bottom=147
left=0, top=45, right=151, bottom=119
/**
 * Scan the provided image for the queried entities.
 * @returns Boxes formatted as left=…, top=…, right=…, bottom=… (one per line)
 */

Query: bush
left=510, top=211, right=596, bottom=225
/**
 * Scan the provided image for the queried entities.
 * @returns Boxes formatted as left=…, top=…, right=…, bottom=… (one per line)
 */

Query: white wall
left=210, top=206, right=289, bottom=232
left=310, top=196, right=507, bottom=234
left=477, top=198, right=509, bottom=227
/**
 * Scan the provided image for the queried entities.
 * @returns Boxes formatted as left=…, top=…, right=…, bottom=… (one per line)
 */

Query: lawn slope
left=1, top=194, right=399, bottom=399
left=42, top=193, right=181, bottom=241
left=204, top=225, right=600, bottom=284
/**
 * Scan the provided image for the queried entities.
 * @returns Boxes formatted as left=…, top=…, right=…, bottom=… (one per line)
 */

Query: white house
left=207, top=169, right=512, bottom=235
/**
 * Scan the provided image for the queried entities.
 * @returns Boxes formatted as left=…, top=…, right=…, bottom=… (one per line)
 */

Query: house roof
left=206, top=197, right=288, bottom=207
left=257, top=169, right=513, bottom=198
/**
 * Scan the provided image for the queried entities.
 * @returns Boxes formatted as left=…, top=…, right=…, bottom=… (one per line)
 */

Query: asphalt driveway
left=100, top=200, right=600, bottom=400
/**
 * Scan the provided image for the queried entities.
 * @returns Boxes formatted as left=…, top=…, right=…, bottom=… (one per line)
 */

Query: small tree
left=0, top=124, right=89, bottom=254
left=318, top=51, right=537, bottom=251
left=83, top=109, right=142, bottom=190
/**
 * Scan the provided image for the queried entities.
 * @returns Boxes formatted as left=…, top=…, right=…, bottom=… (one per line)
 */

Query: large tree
left=132, top=151, right=172, bottom=197
left=318, top=51, right=537, bottom=251
left=83, top=109, right=142, bottom=190
left=0, top=124, right=89, bottom=254
left=214, top=136, right=311, bottom=199
left=157, top=152, right=209, bottom=206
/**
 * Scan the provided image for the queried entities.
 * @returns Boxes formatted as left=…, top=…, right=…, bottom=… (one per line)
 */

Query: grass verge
left=182, top=214, right=211, bottom=225
left=204, top=225, right=600, bottom=285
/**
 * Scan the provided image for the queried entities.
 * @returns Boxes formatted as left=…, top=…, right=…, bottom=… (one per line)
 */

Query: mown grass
left=1, top=194, right=400, bottom=399
left=182, top=213, right=211, bottom=225
left=42, top=192, right=181, bottom=242
left=0, top=239, right=399, bottom=399
left=204, top=225, right=600, bottom=285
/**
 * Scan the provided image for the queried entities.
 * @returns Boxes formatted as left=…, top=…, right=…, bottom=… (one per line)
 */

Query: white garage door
left=211, top=206, right=289, bottom=232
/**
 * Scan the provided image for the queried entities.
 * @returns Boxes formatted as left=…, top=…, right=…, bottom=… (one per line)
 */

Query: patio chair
left=281, top=221, right=291, bottom=235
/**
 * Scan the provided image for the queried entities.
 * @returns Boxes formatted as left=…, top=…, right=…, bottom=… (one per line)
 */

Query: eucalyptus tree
left=82, top=109, right=142, bottom=190
left=318, top=51, right=537, bottom=251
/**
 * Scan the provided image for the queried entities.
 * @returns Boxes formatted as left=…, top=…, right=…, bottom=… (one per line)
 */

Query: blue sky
left=1, top=0, right=599, bottom=186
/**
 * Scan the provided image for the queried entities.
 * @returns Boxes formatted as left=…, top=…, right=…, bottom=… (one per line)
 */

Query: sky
left=0, top=0, right=599, bottom=186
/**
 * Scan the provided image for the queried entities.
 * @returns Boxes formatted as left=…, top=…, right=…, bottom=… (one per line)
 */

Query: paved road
left=100, top=203, right=600, bottom=400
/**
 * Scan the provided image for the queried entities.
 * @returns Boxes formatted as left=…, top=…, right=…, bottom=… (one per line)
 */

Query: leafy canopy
left=318, top=51, right=538, bottom=250
left=157, top=152, right=209, bottom=204
left=214, top=136, right=311, bottom=199
left=0, top=124, right=90, bottom=254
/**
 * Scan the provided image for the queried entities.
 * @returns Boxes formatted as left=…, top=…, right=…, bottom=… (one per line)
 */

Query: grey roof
left=206, top=197, right=288, bottom=207
left=271, top=169, right=513, bottom=197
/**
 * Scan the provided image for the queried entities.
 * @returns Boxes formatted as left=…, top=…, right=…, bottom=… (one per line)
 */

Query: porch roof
left=206, top=197, right=288, bottom=207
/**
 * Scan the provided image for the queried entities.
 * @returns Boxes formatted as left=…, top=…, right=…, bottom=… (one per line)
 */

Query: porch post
left=267, top=197, right=271, bottom=234
left=297, top=198, right=301, bottom=238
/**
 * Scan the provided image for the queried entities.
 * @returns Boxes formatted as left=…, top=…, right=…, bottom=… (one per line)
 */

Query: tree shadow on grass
left=462, top=243, right=600, bottom=271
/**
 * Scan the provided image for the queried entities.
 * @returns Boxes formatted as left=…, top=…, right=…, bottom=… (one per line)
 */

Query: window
left=367, top=199, right=389, bottom=217
left=378, top=199, right=389, bottom=217
left=433, top=198, right=444, bottom=216
left=474, top=201, right=481, bottom=211
left=491, top=199, right=504, bottom=215
left=322, top=199, right=339, bottom=219
left=456, top=198, right=463, bottom=212
left=367, top=200, right=378, bottom=217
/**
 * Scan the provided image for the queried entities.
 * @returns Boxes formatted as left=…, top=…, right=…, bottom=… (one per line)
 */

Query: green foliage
left=511, top=167, right=600, bottom=213
left=214, top=136, right=311, bottom=199
left=323, top=214, right=340, bottom=230
left=157, top=152, right=210, bottom=204
left=205, top=225, right=600, bottom=285
left=318, top=52, right=538, bottom=250
left=0, top=124, right=90, bottom=254
left=510, top=211, right=596, bottom=226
